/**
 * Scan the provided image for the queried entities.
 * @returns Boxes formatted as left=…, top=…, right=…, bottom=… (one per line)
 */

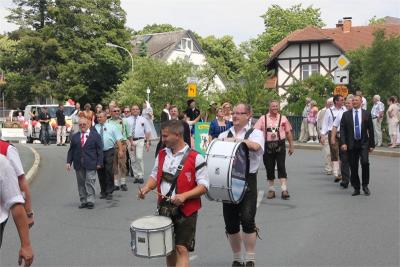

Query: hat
left=209, top=101, right=217, bottom=106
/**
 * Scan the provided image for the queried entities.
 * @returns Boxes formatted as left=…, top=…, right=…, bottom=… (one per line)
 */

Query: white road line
left=189, top=255, right=198, bottom=261
left=257, top=190, right=264, bottom=209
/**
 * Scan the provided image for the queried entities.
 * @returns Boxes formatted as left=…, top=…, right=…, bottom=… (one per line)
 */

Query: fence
left=287, top=115, right=303, bottom=141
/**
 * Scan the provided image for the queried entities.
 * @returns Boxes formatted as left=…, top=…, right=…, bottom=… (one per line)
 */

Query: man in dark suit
left=67, top=117, right=103, bottom=208
left=340, top=95, right=375, bottom=196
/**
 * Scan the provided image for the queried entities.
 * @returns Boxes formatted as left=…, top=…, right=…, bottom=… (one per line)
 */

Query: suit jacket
left=67, top=128, right=103, bottom=170
left=340, top=109, right=375, bottom=150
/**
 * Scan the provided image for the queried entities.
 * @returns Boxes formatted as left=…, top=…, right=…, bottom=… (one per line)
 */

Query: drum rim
left=130, top=215, right=173, bottom=230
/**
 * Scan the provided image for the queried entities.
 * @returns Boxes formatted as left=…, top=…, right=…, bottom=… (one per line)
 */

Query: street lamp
left=146, top=87, right=151, bottom=103
left=106, top=42, right=134, bottom=73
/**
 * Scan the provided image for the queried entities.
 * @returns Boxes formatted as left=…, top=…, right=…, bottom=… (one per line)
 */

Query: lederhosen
left=263, top=114, right=287, bottom=180
left=223, top=128, right=258, bottom=235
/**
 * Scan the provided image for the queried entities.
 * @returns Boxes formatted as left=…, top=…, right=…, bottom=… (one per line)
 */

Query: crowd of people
left=1, top=91, right=398, bottom=267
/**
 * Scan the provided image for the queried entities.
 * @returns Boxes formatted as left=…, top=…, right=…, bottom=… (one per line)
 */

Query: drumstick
left=137, top=185, right=171, bottom=200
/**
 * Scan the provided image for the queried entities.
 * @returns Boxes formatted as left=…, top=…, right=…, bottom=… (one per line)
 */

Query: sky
left=1, top=0, right=399, bottom=44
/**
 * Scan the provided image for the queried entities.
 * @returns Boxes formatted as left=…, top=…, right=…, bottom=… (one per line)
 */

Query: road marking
left=189, top=255, right=198, bottom=261
left=257, top=190, right=264, bottom=208
left=23, top=144, right=40, bottom=183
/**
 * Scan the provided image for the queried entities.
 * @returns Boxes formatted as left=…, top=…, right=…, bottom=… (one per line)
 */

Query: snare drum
left=206, top=139, right=249, bottom=204
left=130, top=215, right=174, bottom=258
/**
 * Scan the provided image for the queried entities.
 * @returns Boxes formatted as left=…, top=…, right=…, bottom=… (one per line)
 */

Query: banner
left=194, top=122, right=210, bottom=156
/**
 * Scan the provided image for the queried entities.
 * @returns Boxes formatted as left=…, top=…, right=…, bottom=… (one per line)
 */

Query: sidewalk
left=293, top=141, right=400, bottom=157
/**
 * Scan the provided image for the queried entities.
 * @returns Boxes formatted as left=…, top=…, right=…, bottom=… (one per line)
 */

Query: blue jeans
left=40, top=124, right=50, bottom=144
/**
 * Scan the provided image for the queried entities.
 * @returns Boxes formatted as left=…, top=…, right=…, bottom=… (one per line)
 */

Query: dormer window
left=178, top=38, right=192, bottom=51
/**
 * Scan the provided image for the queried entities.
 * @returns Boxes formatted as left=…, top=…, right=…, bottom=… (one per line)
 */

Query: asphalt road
left=1, top=144, right=399, bottom=267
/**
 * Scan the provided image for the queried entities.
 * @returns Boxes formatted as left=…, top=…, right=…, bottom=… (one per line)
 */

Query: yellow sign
left=335, top=54, right=350, bottom=70
left=187, top=83, right=197, bottom=97
left=334, top=85, right=348, bottom=97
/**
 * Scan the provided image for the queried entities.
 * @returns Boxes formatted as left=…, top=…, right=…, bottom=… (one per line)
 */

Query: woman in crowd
left=386, top=96, right=399, bottom=148
left=222, top=102, right=233, bottom=121
left=208, top=106, right=233, bottom=141
left=80, top=103, right=95, bottom=126
left=307, top=100, right=319, bottom=143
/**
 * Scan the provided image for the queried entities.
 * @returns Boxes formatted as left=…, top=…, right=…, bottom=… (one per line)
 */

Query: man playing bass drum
left=218, top=103, right=264, bottom=267
left=138, top=119, right=209, bottom=267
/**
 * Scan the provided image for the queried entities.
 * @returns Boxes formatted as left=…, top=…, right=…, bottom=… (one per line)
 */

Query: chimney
left=336, top=19, right=344, bottom=29
left=343, top=17, right=352, bottom=33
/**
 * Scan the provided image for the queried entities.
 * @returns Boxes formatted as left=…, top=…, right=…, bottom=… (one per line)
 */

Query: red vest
left=0, top=140, right=10, bottom=156
left=157, top=149, right=201, bottom=217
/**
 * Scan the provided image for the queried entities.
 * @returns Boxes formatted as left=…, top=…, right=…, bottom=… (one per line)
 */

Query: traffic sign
left=333, top=85, right=348, bottom=97
left=187, top=83, right=197, bottom=97
left=335, top=54, right=350, bottom=70
left=334, top=69, right=349, bottom=85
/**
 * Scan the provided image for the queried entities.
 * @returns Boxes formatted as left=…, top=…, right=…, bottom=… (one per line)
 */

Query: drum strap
left=165, top=148, right=191, bottom=198
left=227, top=128, right=254, bottom=140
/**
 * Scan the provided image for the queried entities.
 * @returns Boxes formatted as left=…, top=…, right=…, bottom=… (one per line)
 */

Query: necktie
left=355, top=110, right=361, bottom=140
left=81, top=132, right=85, bottom=147
left=132, top=116, right=137, bottom=138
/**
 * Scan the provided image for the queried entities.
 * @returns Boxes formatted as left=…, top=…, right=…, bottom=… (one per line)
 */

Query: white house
left=265, top=17, right=400, bottom=95
left=131, top=30, right=226, bottom=91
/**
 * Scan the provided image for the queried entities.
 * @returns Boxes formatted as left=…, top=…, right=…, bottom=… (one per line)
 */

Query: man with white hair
left=371, top=95, right=385, bottom=146
left=317, top=97, right=333, bottom=175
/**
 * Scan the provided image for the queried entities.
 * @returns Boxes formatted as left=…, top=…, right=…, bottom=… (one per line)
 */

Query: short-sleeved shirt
left=107, top=118, right=131, bottom=141
left=6, top=145, right=25, bottom=177
left=0, top=155, right=25, bottom=224
left=150, top=145, right=209, bottom=196
left=94, top=122, right=123, bottom=151
left=254, top=113, right=292, bottom=141
left=371, top=101, right=385, bottom=118
left=125, top=115, right=150, bottom=138
left=218, top=126, right=264, bottom=174
left=38, top=112, right=51, bottom=125
left=56, top=109, right=66, bottom=126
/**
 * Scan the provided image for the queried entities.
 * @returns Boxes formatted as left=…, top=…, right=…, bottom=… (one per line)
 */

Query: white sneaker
left=306, top=140, right=313, bottom=143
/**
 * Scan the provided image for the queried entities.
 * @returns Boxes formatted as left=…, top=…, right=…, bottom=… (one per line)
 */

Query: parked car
left=23, top=104, right=75, bottom=143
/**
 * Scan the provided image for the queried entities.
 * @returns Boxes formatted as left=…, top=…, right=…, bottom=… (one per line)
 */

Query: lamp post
left=106, top=42, right=134, bottom=73
left=146, top=87, right=150, bottom=103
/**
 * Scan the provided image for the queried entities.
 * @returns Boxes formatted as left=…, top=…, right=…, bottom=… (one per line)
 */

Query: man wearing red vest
left=0, top=136, right=34, bottom=227
left=138, top=119, right=209, bottom=267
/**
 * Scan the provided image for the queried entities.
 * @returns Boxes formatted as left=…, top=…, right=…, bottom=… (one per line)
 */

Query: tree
left=134, top=23, right=183, bottom=35
left=7, top=0, right=52, bottom=30
left=348, top=29, right=400, bottom=101
left=284, top=74, right=334, bottom=115
left=246, top=4, right=325, bottom=67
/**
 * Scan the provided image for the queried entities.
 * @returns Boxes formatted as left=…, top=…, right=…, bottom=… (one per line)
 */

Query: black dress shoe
left=245, top=261, right=255, bottom=267
left=78, top=203, right=88, bottom=209
left=114, top=185, right=120, bottom=191
left=340, top=182, right=349, bottom=189
left=133, top=178, right=139, bottom=184
left=232, top=260, right=244, bottom=267
left=138, top=178, right=144, bottom=184
left=352, top=190, right=360, bottom=196
left=106, top=194, right=113, bottom=200
left=100, top=193, right=106, bottom=199
left=362, top=187, right=370, bottom=196
left=86, top=202, right=94, bottom=209
left=121, top=184, right=128, bottom=191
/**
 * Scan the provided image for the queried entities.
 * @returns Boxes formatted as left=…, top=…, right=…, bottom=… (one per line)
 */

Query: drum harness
left=158, top=148, right=206, bottom=221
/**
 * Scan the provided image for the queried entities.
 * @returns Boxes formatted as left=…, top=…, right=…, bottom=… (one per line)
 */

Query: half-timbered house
left=265, top=17, right=400, bottom=95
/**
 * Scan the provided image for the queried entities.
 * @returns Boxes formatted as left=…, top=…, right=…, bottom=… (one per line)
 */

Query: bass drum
left=205, top=139, right=249, bottom=204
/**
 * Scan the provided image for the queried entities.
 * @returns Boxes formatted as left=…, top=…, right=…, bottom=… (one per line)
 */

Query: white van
left=23, top=104, right=75, bottom=143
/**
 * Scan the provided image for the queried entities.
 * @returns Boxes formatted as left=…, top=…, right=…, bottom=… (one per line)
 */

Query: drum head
left=230, top=142, right=249, bottom=202
left=131, top=215, right=172, bottom=230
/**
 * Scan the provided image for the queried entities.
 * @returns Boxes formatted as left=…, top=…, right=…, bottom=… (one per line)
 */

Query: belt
left=132, top=137, right=144, bottom=141
left=372, top=116, right=378, bottom=119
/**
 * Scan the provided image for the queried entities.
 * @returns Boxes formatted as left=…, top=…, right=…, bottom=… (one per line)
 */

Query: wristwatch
left=27, top=211, right=34, bottom=218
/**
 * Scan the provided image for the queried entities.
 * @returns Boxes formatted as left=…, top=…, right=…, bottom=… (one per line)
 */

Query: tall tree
left=7, top=0, right=52, bottom=30
left=134, top=23, right=183, bottom=35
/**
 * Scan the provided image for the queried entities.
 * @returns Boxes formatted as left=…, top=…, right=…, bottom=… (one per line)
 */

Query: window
left=177, top=38, right=192, bottom=51
left=301, top=63, right=319, bottom=80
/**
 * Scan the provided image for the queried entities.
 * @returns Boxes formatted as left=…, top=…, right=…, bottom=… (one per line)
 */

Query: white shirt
left=332, top=107, right=349, bottom=130
left=218, top=126, right=264, bottom=174
left=321, top=106, right=346, bottom=135
left=150, top=145, right=209, bottom=197
left=125, top=115, right=150, bottom=138
left=0, top=155, right=25, bottom=223
left=6, top=145, right=25, bottom=177
left=371, top=101, right=385, bottom=118
left=362, top=97, right=367, bottom=110
left=353, top=108, right=363, bottom=138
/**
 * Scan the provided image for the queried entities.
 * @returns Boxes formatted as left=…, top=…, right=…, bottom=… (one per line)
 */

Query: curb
left=293, top=143, right=400, bottom=158
left=22, top=144, right=41, bottom=184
